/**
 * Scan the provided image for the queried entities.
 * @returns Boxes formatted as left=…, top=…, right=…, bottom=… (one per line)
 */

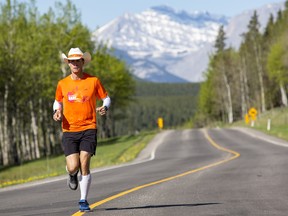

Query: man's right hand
left=53, top=110, right=62, bottom=121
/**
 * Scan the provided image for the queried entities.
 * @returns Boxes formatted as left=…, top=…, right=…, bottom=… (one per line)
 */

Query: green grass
left=230, top=107, right=288, bottom=141
left=0, top=130, right=157, bottom=188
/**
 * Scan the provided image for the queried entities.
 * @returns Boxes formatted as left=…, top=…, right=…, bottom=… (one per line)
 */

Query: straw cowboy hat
left=62, top=48, right=91, bottom=65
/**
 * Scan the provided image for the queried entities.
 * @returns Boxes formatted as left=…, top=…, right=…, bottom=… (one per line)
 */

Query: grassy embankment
left=230, top=107, right=288, bottom=141
left=0, top=130, right=157, bottom=188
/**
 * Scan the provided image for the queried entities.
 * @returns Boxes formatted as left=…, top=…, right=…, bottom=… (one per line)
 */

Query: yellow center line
left=72, top=129, right=240, bottom=216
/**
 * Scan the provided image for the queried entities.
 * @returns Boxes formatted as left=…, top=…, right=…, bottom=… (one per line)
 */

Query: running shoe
left=67, top=170, right=79, bottom=190
left=79, top=199, right=91, bottom=212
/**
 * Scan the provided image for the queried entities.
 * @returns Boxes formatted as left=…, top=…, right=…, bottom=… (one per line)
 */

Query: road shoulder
left=231, top=127, right=288, bottom=147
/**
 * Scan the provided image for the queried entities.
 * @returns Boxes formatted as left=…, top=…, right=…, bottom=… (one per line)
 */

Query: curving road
left=1, top=128, right=288, bottom=216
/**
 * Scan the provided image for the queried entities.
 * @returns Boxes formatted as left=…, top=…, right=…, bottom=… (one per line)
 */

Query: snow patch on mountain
left=93, top=2, right=285, bottom=83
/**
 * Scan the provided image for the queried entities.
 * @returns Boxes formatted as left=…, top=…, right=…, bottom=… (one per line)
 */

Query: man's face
left=68, top=59, right=84, bottom=73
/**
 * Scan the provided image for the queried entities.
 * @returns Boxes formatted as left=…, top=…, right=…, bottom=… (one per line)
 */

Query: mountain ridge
left=93, top=2, right=285, bottom=83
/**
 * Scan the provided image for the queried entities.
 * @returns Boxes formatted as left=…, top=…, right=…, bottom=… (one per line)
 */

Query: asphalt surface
left=1, top=128, right=288, bottom=216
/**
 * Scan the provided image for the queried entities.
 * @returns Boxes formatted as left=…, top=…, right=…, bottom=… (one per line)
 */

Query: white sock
left=79, top=174, right=91, bottom=200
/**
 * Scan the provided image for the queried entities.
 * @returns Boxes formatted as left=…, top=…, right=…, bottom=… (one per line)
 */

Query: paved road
left=1, top=128, right=288, bottom=216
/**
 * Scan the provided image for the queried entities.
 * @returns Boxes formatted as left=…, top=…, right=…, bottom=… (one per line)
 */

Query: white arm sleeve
left=53, top=100, right=62, bottom=111
left=103, top=96, right=111, bottom=108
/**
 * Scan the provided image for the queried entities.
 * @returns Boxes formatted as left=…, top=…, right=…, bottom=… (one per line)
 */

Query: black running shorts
left=62, top=129, right=97, bottom=156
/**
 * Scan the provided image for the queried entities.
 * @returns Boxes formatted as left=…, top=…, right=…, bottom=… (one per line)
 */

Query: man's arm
left=97, top=96, right=111, bottom=115
left=53, top=100, right=62, bottom=121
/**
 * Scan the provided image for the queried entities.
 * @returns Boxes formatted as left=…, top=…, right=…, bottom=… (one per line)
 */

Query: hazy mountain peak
left=149, top=5, right=229, bottom=26
left=150, top=5, right=175, bottom=14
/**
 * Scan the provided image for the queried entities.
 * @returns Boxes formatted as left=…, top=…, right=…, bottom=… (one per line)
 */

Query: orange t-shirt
left=55, top=73, right=108, bottom=132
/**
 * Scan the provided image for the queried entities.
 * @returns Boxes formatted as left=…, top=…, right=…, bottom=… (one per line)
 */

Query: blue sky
left=5, top=0, right=283, bottom=30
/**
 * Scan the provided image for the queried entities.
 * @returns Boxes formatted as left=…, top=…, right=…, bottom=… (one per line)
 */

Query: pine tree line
left=116, top=82, right=199, bottom=135
left=195, top=1, right=288, bottom=126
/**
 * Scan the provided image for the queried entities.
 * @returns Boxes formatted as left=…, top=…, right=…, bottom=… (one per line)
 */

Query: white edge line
left=232, top=127, right=288, bottom=148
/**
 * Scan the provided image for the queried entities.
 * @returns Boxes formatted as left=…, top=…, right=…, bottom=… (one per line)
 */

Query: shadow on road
left=102, top=202, right=221, bottom=211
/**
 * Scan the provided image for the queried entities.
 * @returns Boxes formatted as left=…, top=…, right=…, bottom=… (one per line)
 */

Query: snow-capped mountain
left=92, top=2, right=284, bottom=83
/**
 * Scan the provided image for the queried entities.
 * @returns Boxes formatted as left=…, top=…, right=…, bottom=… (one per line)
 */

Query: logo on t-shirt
left=67, top=87, right=89, bottom=103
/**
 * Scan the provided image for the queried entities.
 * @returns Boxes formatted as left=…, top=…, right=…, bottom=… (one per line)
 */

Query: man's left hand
left=96, top=106, right=107, bottom=116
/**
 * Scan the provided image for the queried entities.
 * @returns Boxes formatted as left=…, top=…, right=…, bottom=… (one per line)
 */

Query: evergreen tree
left=214, top=25, right=226, bottom=53
left=213, top=26, right=234, bottom=123
left=242, top=11, right=267, bottom=112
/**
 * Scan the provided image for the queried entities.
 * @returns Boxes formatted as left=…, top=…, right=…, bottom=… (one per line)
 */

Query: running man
left=53, top=47, right=111, bottom=212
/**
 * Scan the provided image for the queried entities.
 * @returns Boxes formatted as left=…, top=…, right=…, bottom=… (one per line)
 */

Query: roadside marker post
left=267, top=119, right=271, bottom=131
left=157, top=117, right=164, bottom=129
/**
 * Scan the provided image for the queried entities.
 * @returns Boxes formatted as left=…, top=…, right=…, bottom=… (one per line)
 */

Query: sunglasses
left=68, top=59, right=83, bottom=63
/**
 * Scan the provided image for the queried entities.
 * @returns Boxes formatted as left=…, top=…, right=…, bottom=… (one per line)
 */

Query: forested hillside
left=196, top=1, right=288, bottom=126
left=113, top=82, right=200, bottom=135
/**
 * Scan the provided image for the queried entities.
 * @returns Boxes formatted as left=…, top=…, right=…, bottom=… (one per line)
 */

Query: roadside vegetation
left=0, top=130, right=157, bottom=188
left=231, top=107, right=288, bottom=141
left=195, top=1, right=288, bottom=128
